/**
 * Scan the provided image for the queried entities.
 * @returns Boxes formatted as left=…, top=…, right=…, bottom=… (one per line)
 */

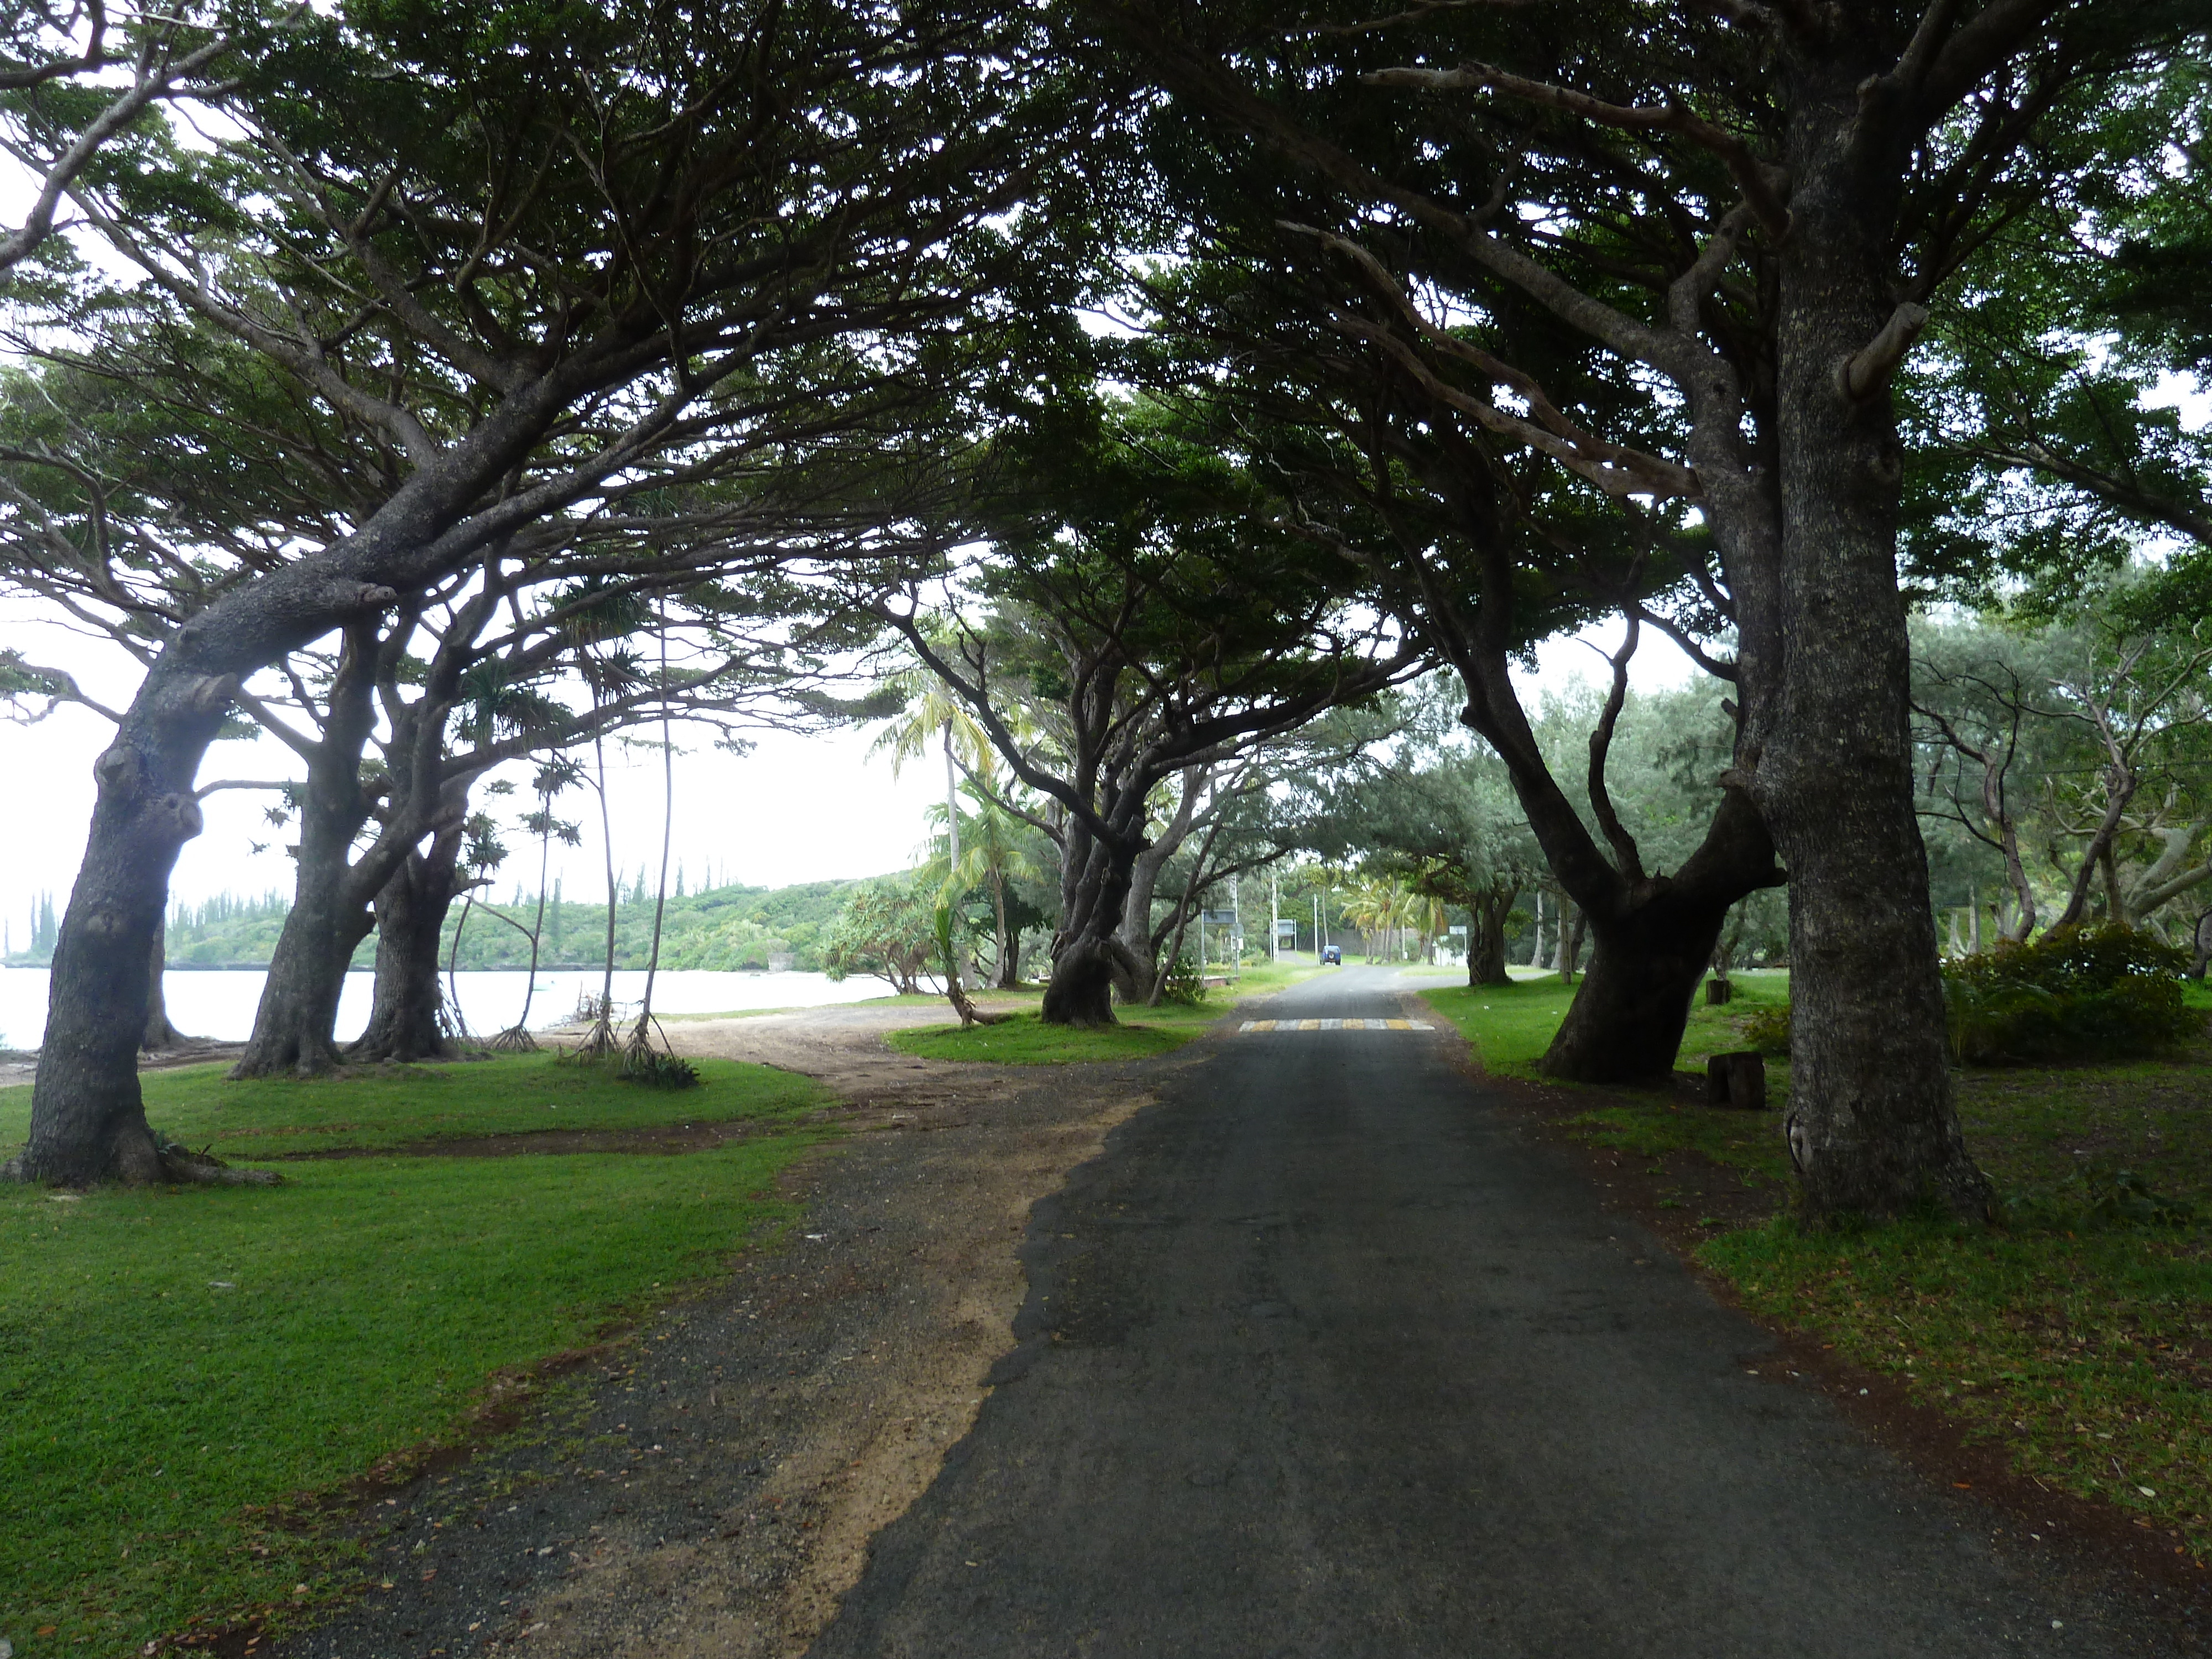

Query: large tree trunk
left=1116, top=846, right=1166, bottom=1000
left=17, top=768, right=200, bottom=1184
left=351, top=826, right=466, bottom=1063
left=234, top=855, right=377, bottom=1078
left=1541, top=887, right=1735, bottom=1084
left=231, top=623, right=385, bottom=1078
left=1042, top=828, right=1142, bottom=1027
left=1467, top=891, right=1512, bottom=988
left=1753, top=63, right=1988, bottom=1221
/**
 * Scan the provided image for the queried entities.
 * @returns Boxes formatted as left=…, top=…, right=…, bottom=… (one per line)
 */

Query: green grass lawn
left=0, top=1057, right=830, bottom=1658
left=888, top=999, right=1225, bottom=1064
left=0, top=1052, right=826, bottom=1160
left=1423, top=970, right=2212, bottom=1559
left=885, top=963, right=1329, bottom=1065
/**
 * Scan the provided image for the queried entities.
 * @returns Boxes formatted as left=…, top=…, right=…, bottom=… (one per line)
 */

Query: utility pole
left=1269, top=868, right=1279, bottom=962
left=1231, top=873, right=1241, bottom=982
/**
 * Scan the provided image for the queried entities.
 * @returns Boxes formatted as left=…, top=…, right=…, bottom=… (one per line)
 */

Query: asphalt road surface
left=809, top=967, right=2173, bottom=1659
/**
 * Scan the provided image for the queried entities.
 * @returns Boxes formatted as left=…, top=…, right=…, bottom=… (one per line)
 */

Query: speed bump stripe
left=1238, top=1019, right=1436, bottom=1033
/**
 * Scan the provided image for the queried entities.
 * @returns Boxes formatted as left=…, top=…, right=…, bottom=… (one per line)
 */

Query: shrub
left=1155, top=952, right=1208, bottom=1006
left=1739, top=1002, right=1791, bottom=1056
left=1943, top=925, right=2199, bottom=1065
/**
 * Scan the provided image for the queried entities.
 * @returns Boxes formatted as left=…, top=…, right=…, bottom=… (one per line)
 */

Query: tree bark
left=1465, top=888, right=1513, bottom=987
left=1115, top=766, right=1205, bottom=1001
left=1043, top=826, right=1143, bottom=1026
left=233, top=624, right=385, bottom=1078
left=236, top=877, right=375, bottom=1077
left=1542, top=885, right=1735, bottom=1083
left=141, top=933, right=186, bottom=1052
left=1752, top=59, right=1988, bottom=1220
left=350, top=824, right=466, bottom=1063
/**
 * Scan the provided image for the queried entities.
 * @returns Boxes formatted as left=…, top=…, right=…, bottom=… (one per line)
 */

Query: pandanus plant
left=621, top=601, right=696, bottom=1086
left=557, top=578, right=649, bottom=1062
left=487, top=756, right=584, bottom=1051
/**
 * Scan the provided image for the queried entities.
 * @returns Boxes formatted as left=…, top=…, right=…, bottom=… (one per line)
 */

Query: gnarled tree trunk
left=1043, top=823, right=1144, bottom=1027
left=351, top=823, right=466, bottom=1063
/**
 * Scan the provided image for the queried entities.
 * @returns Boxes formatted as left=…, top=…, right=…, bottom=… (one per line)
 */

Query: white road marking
left=1238, top=1019, right=1433, bottom=1033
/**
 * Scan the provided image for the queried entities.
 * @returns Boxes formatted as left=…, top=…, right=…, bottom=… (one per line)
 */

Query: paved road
left=810, top=968, right=2172, bottom=1658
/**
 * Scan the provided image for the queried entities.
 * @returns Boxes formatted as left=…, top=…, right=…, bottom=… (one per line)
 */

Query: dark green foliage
left=1944, top=926, right=2200, bottom=1065
left=1740, top=1003, right=1792, bottom=1057
left=822, top=880, right=938, bottom=994
left=619, top=1047, right=700, bottom=1089
left=1732, top=931, right=2202, bottom=1063
left=1155, top=951, right=1208, bottom=1006
left=2077, top=1164, right=2198, bottom=1228
left=145, top=877, right=872, bottom=973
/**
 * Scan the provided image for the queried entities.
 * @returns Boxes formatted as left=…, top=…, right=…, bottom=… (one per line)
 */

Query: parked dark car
left=1321, top=945, right=1343, bottom=966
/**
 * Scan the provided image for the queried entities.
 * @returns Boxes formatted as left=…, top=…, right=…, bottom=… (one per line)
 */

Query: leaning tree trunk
left=22, top=667, right=259, bottom=1182
left=351, top=826, right=466, bottom=1063
left=1540, top=888, right=1736, bottom=1084
left=1751, top=63, right=1989, bottom=1222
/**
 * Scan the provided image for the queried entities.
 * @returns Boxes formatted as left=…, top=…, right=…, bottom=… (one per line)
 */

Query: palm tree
left=874, top=661, right=1006, bottom=1011
left=442, top=809, right=510, bottom=1041
left=919, top=775, right=1041, bottom=988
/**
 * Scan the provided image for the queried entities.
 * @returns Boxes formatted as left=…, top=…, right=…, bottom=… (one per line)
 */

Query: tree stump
left=1705, top=977, right=1733, bottom=1005
left=1706, top=1050, right=1766, bottom=1110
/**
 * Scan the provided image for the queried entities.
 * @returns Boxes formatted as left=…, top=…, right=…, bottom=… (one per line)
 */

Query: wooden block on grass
left=1706, top=1050, right=1767, bottom=1110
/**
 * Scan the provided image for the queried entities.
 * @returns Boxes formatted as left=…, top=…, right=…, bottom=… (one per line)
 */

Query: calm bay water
left=0, top=966, right=886, bottom=1052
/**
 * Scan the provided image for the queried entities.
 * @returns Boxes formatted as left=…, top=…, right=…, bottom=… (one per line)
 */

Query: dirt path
left=258, top=1000, right=1213, bottom=1659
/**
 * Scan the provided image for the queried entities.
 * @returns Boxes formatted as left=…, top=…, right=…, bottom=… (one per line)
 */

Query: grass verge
left=0, top=1058, right=827, bottom=1658
left=888, top=1000, right=1222, bottom=1064
left=0, top=1052, right=826, bottom=1159
left=1422, top=972, right=2212, bottom=1562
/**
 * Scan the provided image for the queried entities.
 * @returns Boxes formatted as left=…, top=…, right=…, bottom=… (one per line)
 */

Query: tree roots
left=3, top=1131, right=283, bottom=1190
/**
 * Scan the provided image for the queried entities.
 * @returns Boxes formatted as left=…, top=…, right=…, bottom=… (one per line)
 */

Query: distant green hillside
left=8, top=878, right=893, bottom=973
left=432, top=877, right=874, bottom=973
